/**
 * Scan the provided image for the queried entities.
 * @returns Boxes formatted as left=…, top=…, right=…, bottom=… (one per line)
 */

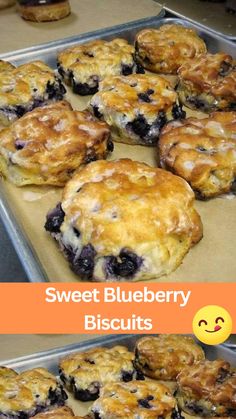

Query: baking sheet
left=0, top=16, right=236, bottom=283
left=157, top=1, right=236, bottom=41
left=1, top=334, right=236, bottom=418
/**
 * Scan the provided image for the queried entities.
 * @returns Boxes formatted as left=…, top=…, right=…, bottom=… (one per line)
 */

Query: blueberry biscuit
left=90, top=74, right=185, bottom=146
left=0, top=60, right=66, bottom=126
left=57, top=39, right=136, bottom=96
left=134, top=335, right=205, bottom=381
left=135, top=24, right=206, bottom=75
left=34, top=407, right=91, bottom=419
left=59, top=346, right=138, bottom=402
left=0, top=366, right=67, bottom=419
left=176, top=359, right=236, bottom=417
left=45, top=159, right=203, bottom=282
left=159, top=112, right=236, bottom=199
left=90, top=380, right=180, bottom=419
left=0, top=101, right=112, bottom=186
left=177, top=52, right=236, bottom=112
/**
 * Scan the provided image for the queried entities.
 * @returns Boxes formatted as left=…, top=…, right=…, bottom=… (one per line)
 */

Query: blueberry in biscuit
left=0, top=367, right=67, bottom=419
left=90, top=380, right=181, bottom=419
left=135, top=24, right=206, bottom=75
left=58, top=346, right=139, bottom=402
left=89, top=74, right=185, bottom=146
left=177, top=52, right=236, bottom=112
left=0, top=101, right=112, bottom=186
left=0, top=60, right=66, bottom=127
left=176, top=359, right=236, bottom=417
left=45, top=159, right=202, bottom=282
left=159, top=112, right=236, bottom=199
left=134, top=335, right=205, bottom=381
left=57, top=39, right=136, bottom=96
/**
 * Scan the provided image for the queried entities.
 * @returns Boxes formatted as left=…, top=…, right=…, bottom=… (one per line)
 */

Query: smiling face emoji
left=192, top=305, right=232, bottom=345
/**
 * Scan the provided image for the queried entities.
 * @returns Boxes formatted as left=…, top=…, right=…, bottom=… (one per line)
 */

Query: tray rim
left=1, top=333, right=236, bottom=370
left=0, top=14, right=236, bottom=283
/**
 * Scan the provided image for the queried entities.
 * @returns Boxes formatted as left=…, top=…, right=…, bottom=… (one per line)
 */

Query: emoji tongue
left=214, top=325, right=221, bottom=331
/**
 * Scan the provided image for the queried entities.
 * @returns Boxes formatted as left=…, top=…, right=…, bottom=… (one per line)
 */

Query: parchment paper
left=1, top=83, right=236, bottom=283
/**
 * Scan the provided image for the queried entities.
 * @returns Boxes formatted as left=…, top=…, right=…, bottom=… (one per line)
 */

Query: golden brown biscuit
left=0, top=366, right=67, bottom=419
left=159, top=112, right=236, bottom=199
left=134, top=335, right=205, bottom=380
left=33, top=406, right=91, bottom=419
left=45, top=159, right=202, bottom=281
left=176, top=359, right=236, bottom=417
left=135, top=24, right=206, bottom=74
left=18, top=0, right=70, bottom=22
left=177, top=52, right=236, bottom=112
left=90, top=74, right=185, bottom=146
left=0, top=60, right=66, bottom=126
left=90, top=380, right=179, bottom=419
left=0, top=101, right=112, bottom=186
left=57, top=39, right=136, bottom=96
left=59, top=346, right=139, bottom=402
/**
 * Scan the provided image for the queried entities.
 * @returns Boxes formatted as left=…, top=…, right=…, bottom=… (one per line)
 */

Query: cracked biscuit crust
left=59, top=346, right=136, bottom=402
left=90, top=380, right=178, bottom=419
left=176, top=359, right=236, bottom=417
left=57, top=39, right=135, bottom=95
left=134, top=335, right=205, bottom=380
left=0, top=367, right=67, bottom=419
left=45, top=159, right=202, bottom=282
left=177, top=52, right=236, bottom=112
left=0, top=101, right=112, bottom=186
left=159, top=112, right=236, bottom=199
left=135, top=24, right=206, bottom=74
left=90, top=74, right=184, bottom=146
left=0, top=60, right=65, bottom=126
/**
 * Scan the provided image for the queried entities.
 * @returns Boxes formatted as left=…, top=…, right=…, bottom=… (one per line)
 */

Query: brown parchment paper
left=1, top=82, right=236, bottom=283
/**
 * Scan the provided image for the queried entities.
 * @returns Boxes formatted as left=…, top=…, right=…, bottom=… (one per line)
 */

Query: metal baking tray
left=159, top=3, right=236, bottom=41
left=0, top=15, right=236, bottom=282
left=1, top=334, right=236, bottom=418
left=1, top=333, right=236, bottom=373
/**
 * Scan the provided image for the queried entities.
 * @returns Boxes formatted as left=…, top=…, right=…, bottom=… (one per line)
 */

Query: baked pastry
left=0, top=366, right=67, bottom=419
left=33, top=407, right=91, bottom=419
left=177, top=52, right=236, bottom=112
left=134, top=335, right=205, bottom=381
left=134, top=24, right=206, bottom=75
left=158, top=112, right=236, bottom=199
left=0, top=101, right=112, bottom=186
left=57, top=39, right=136, bottom=96
left=0, top=60, right=66, bottom=126
left=176, top=359, right=236, bottom=417
left=45, top=159, right=203, bottom=282
left=89, top=74, right=185, bottom=146
left=18, top=0, right=70, bottom=22
left=90, top=380, right=180, bottom=419
left=59, top=345, right=140, bottom=402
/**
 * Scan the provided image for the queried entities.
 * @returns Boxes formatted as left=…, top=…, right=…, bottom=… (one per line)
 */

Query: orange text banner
left=0, top=283, right=235, bottom=334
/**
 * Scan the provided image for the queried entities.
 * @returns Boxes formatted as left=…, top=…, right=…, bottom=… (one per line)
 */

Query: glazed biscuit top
left=61, top=159, right=202, bottom=255
left=34, top=407, right=80, bottom=419
left=91, top=380, right=177, bottom=418
left=135, top=24, right=206, bottom=73
left=135, top=335, right=205, bottom=378
left=177, top=359, right=236, bottom=405
left=0, top=101, right=110, bottom=180
left=0, top=60, right=59, bottom=107
left=90, top=74, right=177, bottom=119
left=0, top=367, right=60, bottom=413
left=59, top=346, right=134, bottom=389
left=159, top=112, right=236, bottom=180
left=57, top=39, right=134, bottom=83
left=178, top=53, right=236, bottom=98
